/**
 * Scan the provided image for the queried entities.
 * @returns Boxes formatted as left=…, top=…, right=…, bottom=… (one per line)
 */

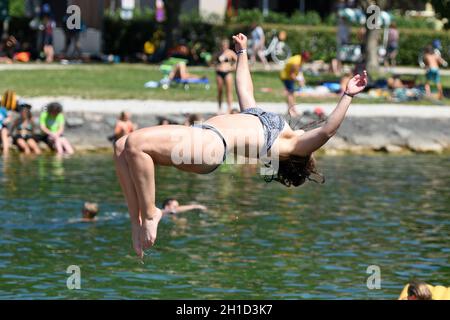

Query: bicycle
left=247, top=29, right=292, bottom=65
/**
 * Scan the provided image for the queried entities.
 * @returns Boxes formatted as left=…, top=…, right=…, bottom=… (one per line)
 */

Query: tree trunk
left=163, top=0, right=183, bottom=56
left=360, top=0, right=387, bottom=72
left=365, top=27, right=380, bottom=72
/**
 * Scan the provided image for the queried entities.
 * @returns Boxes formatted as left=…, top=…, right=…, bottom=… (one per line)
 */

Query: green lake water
left=0, top=153, right=448, bottom=299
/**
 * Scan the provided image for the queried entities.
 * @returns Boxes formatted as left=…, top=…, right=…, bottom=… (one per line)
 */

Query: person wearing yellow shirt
left=280, top=53, right=309, bottom=116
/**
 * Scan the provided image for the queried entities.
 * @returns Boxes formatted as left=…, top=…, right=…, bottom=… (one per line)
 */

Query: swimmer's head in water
left=407, top=281, right=432, bottom=300
left=162, top=198, right=179, bottom=213
left=266, top=154, right=324, bottom=187
left=82, top=202, right=99, bottom=220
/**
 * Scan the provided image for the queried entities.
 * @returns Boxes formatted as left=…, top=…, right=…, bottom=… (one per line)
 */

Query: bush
left=101, top=15, right=450, bottom=66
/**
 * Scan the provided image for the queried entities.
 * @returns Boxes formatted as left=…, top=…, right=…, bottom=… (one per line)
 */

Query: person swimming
left=114, top=33, right=368, bottom=257
left=161, top=198, right=207, bottom=216
left=81, top=202, right=99, bottom=222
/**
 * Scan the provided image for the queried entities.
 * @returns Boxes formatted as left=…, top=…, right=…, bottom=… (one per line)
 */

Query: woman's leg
left=50, top=136, right=64, bottom=154
left=124, top=133, right=161, bottom=251
left=60, top=137, right=74, bottom=155
left=1, top=128, right=9, bottom=155
left=117, top=125, right=223, bottom=254
left=27, top=138, right=42, bottom=155
left=216, top=74, right=224, bottom=112
left=225, top=74, right=234, bottom=113
left=114, top=136, right=144, bottom=257
left=16, top=138, right=30, bottom=154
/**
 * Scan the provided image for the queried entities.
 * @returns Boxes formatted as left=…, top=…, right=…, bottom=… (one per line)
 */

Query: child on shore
left=423, top=45, right=448, bottom=100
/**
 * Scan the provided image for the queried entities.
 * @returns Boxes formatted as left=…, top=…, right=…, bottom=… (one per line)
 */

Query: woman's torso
left=16, top=119, right=33, bottom=136
left=215, top=49, right=236, bottom=73
left=205, top=112, right=293, bottom=159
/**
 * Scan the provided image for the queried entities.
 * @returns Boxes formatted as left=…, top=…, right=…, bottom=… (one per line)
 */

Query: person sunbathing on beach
left=114, top=33, right=368, bottom=257
left=169, top=62, right=205, bottom=81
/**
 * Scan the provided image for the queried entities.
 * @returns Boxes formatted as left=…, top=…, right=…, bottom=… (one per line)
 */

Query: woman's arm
left=293, top=71, right=368, bottom=156
left=233, top=33, right=257, bottom=110
left=174, top=204, right=207, bottom=214
left=10, top=119, right=18, bottom=135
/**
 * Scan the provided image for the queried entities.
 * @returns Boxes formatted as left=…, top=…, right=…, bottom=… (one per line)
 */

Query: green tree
left=431, top=0, right=450, bottom=26
left=163, top=0, right=185, bottom=54
left=9, top=0, right=25, bottom=17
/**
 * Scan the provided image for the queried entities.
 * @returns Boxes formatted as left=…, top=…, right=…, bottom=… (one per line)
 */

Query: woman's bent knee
left=114, top=135, right=128, bottom=157
left=124, top=133, right=143, bottom=158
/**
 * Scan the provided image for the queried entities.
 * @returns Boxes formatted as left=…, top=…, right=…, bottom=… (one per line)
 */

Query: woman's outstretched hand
left=345, top=70, right=368, bottom=96
left=232, top=33, right=248, bottom=52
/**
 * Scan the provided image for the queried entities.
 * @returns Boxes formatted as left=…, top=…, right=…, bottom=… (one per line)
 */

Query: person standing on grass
left=385, top=22, right=399, bottom=67
left=250, top=23, right=270, bottom=70
left=280, top=53, right=308, bottom=117
left=39, top=103, right=74, bottom=155
left=41, top=4, right=56, bottom=63
left=423, top=45, right=448, bottom=100
left=214, top=39, right=238, bottom=114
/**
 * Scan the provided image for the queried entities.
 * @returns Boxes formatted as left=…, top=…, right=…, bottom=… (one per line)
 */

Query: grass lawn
left=0, top=63, right=449, bottom=105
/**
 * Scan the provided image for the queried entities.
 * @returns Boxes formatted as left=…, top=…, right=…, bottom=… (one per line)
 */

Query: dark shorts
left=282, top=80, right=296, bottom=94
left=241, top=107, right=286, bottom=154
left=13, top=134, right=34, bottom=144
left=387, top=43, right=398, bottom=55
left=43, top=35, right=54, bottom=46
left=216, top=70, right=231, bottom=80
left=426, top=68, right=441, bottom=84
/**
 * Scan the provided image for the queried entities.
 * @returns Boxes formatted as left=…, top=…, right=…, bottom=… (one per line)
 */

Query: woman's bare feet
left=131, top=223, right=142, bottom=257
left=139, top=208, right=163, bottom=255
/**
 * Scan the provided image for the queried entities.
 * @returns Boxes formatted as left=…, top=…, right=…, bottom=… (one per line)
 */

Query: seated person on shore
left=39, top=102, right=74, bottom=155
left=11, top=105, right=41, bottom=155
left=169, top=62, right=206, bottom=81
left=0, top=103, right=12, bottom=155
left=81, top=202, right=99, bottom=222
left=112, top=111, right=137, bottom=142
left=161, top=198, right=207, bottom=216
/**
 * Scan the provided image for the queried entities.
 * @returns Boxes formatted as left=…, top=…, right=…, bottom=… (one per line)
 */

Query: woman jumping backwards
left=114, top=33, right=368, bottom=257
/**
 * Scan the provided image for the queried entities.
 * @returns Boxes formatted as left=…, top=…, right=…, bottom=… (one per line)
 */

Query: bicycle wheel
left=271, top=42, right=292, bottom=65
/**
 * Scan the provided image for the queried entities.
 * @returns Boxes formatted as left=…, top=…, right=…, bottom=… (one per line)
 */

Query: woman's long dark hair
left=265, top=116, right=326, bottom=188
